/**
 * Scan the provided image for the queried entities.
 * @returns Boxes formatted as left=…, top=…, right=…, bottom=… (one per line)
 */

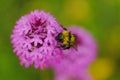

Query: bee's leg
left=61, top=45, right=71, bottom=49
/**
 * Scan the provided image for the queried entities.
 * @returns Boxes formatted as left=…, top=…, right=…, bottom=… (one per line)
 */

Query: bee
left=55, top=27, right=76, bottom=49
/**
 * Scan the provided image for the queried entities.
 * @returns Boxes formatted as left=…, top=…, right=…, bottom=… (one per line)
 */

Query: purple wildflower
left=52, top=26, right=97, bottom=80
left=54, top=69, right=92, bottom=80
left=11, top=10, right=64, bottom=69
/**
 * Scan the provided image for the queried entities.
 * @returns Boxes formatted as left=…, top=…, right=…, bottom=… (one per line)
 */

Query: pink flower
left=52, top=26, right=97, bottom=80
left=54, top=70, right=92, bottom=80
left=11, top=10, right=64, bottom=69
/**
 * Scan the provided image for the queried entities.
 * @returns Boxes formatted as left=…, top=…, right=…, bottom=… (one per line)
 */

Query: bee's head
left=55, top=33, right=63, bottom=42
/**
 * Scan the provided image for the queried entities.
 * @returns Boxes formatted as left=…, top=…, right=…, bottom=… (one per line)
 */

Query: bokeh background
left=0, top=0, right=120, bottom=80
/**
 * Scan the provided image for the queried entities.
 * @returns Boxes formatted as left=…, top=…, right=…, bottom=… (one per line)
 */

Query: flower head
left=52, top=26, right=97, bottom=80
left=11, top=10, right=64, bottom=69
left=54, top=70, right=92, bottom=80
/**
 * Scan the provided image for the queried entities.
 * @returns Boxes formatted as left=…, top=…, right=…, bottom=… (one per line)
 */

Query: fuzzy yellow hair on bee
left=55, top=28, right=76, bottom=49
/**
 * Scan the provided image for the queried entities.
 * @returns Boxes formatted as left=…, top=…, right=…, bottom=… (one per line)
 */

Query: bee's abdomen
left=70, top=34, right=76, bottom=46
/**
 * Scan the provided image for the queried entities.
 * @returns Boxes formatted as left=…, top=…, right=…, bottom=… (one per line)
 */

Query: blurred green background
left=0, top=0, right=120, bottom=80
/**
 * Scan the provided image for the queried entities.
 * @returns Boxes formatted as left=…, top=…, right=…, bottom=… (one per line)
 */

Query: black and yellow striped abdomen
left=55, top=30, right=76, bottom=49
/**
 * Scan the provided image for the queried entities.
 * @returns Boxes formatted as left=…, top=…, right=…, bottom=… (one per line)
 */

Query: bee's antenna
left=60, top=25, right=67, bottom=30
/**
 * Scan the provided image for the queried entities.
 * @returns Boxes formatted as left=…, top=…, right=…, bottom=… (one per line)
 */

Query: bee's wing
left=72, top=44, right=78, bottom=51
